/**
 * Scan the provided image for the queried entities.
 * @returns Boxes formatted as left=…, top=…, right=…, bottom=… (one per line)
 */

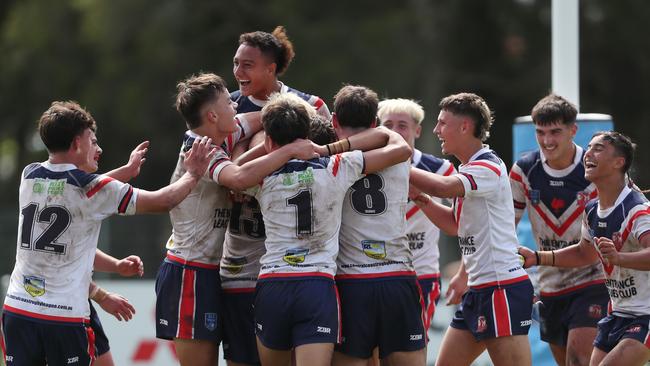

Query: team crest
left=528, top=189, right=541, bottom=205
left=576, top=192, right=589, bottom=207
left=588, top=304, right=602, bottom=319
left=283, top=248, right=309, bottom=265
left=362, top=241, right=386, bottom=260
left=477, top=316, right=487, bottom=333
left=204, top=313, right=218, bottom=331
left=222, top=256, right=247, bottom=274
left=24, top=276, right=45, bottom=297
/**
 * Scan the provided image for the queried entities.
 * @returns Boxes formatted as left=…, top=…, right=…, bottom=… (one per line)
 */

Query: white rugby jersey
left=454, top=146, right=528, bottom=287
left=220, top=198, right=265, bottom=290
left=336, top=160, right=412, bottom=278
left=220, top=86, right=331, bottom=288
left=165, top=117, right=251, bottom=267
left=407, top=150, right=456, bottom=278
left=510, top=145, right=603, bottom=295
left=4, top=162, right=137, bottom=322
left=582, top=186, right=650, bottom=316
left=252, top=151, right=365, bottom=279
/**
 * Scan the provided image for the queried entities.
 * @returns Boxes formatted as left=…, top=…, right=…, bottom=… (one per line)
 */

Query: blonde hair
left=378, top=98, right=425, bottom=125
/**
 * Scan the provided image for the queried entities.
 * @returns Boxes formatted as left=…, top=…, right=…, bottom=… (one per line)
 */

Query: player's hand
left=408, top=184, right=422, bottom=201
left=445, top=273, right=468, bottom=306
left=287, top=139, right=320, bottom=160
left=125, top=141, right=149, bottom=178
left=116, top=255, right=144, bottom=277
left=97, top=293, right=135, bottom=321
left=596, top=237, right=619, bottom=265
left=184, top=136, right=217, bottom=178
left=517, top=246, right=538, bottom=268
left=313, top=143, right=329, bottom=157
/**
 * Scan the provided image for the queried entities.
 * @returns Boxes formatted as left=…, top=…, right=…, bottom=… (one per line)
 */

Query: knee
left=566, top=351, right=590, bottom=366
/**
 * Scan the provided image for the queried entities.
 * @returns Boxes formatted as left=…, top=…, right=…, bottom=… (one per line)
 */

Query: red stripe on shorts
left=492, top=288, right=512, bottom=337
left=177, top=268, right=196, bottom=339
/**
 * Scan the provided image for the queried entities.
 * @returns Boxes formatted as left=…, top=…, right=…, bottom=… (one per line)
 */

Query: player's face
left=233, top=43, right=276, bottom=100
left=76, top=129, right=102, bottom=173
left=209, top=89, right=238, bottom=135
left=433, top=110, right=463, bottom=156
left=535, top=121, right=577, bottom=168
left=584, top=135, right=625, bottom=182
left=380, top=112, right=421, bottom=148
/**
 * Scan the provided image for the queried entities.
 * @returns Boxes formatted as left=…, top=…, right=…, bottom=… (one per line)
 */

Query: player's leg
left=174, top=339, right=218, bottom=366
left=332, top=351, right=369, bottom=366
left=484, top=334, right=532, bottom=366
left=256, top=338, right=291, bottom=366
left=380, top=349, right=426, bottom=366
left=294, top=343, right=334, bottom=366
left=549, top=344, right=568, bottom=366
left=94, top=351, right=115, bottom=366
left=565, top=327, right=598, bottom=366
left=434, top=327, right=485, bottom=366
left=595, top=338, right=650, bottom=366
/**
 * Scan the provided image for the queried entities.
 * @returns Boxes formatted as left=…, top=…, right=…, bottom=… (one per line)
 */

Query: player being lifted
left=154, top=73, right=320, bottom=366
left=222, top=25, right=331, bottom=366
left=410, top=93, right=533, bottom=366
left=240, top=92, right=411, bottom=366
left=378, top=98, right=456, bottom=340
left=510, top=94, right=607, bottom=366
left=520, top=131, right=650, bottom=366
left=1, top=100, right=215, bottom=366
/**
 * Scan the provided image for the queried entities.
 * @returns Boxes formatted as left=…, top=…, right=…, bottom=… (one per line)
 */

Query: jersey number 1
left=286, top=190, right=313, bottom=236
left=20, top=203, right=71, bottom=254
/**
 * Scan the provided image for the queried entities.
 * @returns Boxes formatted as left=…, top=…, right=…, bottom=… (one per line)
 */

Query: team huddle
left=2, top=26, right=650, bottom=366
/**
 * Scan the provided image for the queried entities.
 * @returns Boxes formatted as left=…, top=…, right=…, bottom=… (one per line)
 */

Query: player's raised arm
left=135, top=136, right=216, bottom=213
left=409, top=167, right=464, bottom=199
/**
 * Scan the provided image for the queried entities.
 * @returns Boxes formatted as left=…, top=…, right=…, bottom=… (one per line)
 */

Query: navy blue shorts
left=418, top=275, right=441, bottom=331
left=450, top=277, right=534, bottom=341
left=335, top=276, right=426, bottom=359
left=254, top=277, right=340, bottom=350
left=1, top=311, right=95, bottom=366
left=89, top=301, right=110, bottom=356
left=155, top=258, right=223, bottom=341
left=539, top=283, right=609, bottom=346
left=594, top=314, right=650, bottom=352
left=222, top=289, right=260, bottom=365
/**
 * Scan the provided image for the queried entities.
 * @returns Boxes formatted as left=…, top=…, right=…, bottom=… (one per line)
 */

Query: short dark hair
left=38, top=101, right=97, bottom=153
left=531, top=94, right=577, bottom=126
left=175, top=73, right=228, bottom=129
left=333, top=85, right=378, bottom=129
left=592, top=131, right=636, bottom=174
left=439, top=93, right=493, bottom=141
left=239, top=26, right=295, bottom=76
left=309, top=114, right=337, bottom=145
left=262, top=93, right=312, bottom=146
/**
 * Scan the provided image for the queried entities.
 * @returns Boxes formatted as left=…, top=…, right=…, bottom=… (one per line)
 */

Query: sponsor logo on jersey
left=48, top=179, right=66, bottom=196
left=528, top=189, right=540, bottom=205
left=298, top=168, right=315, bottom=186
left=282, top=173, right=295, bottom=186
left=477, top=315, right=487, bottom=332
left=32, top=178, right=46, bottom=194
left=362, top=240, right=386, bottom=260
left=205, top=313, right=218, bottom=331
left=23, top=275, right=45, bottom=297
left=588, top=304, right=602, bottom=319
left=222, top=256, right=247, bottom=274
left=550, top=197, right=566, bottom=214
left=598, top=221, right=607, bottom=228
left=283, top=248, right=309, bottom=264
left=549, top=180, right=564, bottom=187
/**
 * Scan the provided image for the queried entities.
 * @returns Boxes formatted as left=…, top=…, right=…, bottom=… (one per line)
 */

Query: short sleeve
left=581, top=213, right=593, bottom=243
left=631, top=205, right=650, bottom=242
left=222, top=114, right=252, bottom=153
left=456, top=161, right=502, bottom=198
left=329, top=150, right=365, bottom=189
left=509, top=163, right=528, bottom=219
left=84, top=175, right=138, bottom=219
left=209, top=149, right=234, bottom=185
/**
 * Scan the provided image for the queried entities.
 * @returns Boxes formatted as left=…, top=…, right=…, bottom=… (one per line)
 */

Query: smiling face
left=380, top=112, right=421, bottom=148
left=75, top=129, right=102, bottom=173
left=535, top=121, right=577, bottom=169
left=583, top=134, right=626, bottom=183
left=433, top=109, right=466, bottom=156
left=233, top=43, right=277, bottom=100
left=205, top=88, right=238, bottom=135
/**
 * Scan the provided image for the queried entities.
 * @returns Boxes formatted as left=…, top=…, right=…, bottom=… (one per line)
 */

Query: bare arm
left=410, top=190, right=457, bottom=236
left=136, top=136, right=216, bottom=213
left=94, top=249, right=144, bottom=277
left=410, top=167, right=465, bottom=199
left=598, top=234, right=650, bottom=270
left=518, top=238, right=600, bottom=268
left=104, top=141, right=149, bottom=182
left=218, top=138, right=319, bottom=191
left=445, top=261, right=468, bottom=305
